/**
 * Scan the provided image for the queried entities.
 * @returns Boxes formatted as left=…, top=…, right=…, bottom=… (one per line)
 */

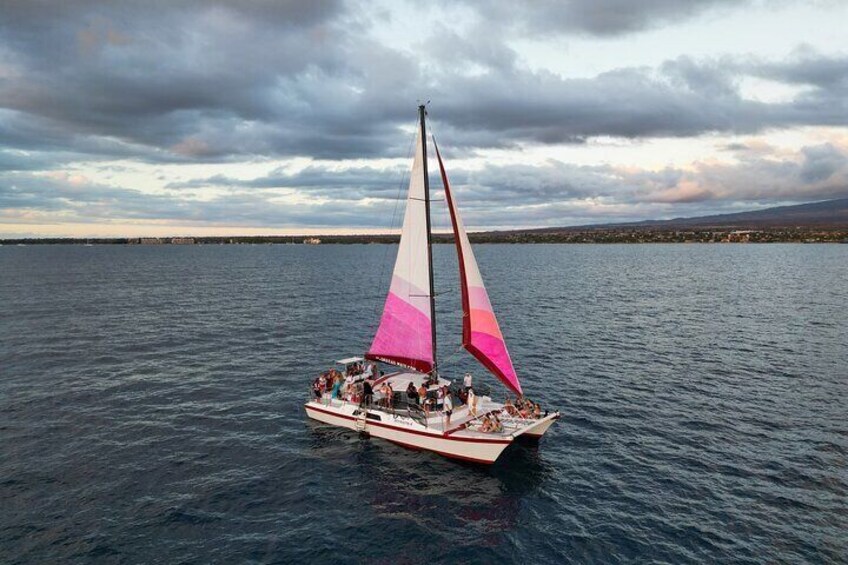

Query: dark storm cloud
left=167, top=163, right=408, bottom=195
left=798, top=144, right=847, bottom=183
left=455, top=0, right=742, bottom=37
left=1, top=0, right=846, bottom=168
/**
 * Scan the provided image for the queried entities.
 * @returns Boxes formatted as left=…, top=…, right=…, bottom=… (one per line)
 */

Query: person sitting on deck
left=312, top=377, right=322, bottom=400
left=406, top=382, right=419, bottom=405
left=533, top=403, right=542, bottom=419
left=479, top=415, right=492, bottom=432
left=491, top=414, right=504, bottom=433
left=504, top=397, right=518, bottom=417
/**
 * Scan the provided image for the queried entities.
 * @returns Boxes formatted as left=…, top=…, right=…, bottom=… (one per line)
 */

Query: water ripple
left=1, top=244, right=846, bottom=563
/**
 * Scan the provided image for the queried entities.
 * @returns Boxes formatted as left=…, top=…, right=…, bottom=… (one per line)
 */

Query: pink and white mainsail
left=366, top=126, right=434, bottom=373
left=435, top=140, right=523, bottom=396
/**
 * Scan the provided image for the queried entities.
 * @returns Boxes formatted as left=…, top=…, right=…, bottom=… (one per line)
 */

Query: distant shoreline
left=3, top=227, right=847, bottom=245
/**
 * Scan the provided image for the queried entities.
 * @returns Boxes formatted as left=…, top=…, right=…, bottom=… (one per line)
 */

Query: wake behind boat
left=304, top=105, right=558, bottom=465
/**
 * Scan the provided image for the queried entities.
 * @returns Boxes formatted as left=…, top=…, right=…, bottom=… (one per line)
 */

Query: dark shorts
left=445, top=410, right=452, bottom=417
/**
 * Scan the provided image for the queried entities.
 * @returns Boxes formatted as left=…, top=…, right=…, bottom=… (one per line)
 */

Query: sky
left=1, top=0, right=847, bottom=237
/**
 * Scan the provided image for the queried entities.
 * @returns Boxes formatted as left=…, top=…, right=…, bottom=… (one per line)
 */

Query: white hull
left=305, top=401, right=513, bottom=464
left=518, top=413, right=560, bottom=439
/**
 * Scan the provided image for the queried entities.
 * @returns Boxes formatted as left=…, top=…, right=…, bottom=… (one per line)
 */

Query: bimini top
left=336, top=356, right=365, bottom=365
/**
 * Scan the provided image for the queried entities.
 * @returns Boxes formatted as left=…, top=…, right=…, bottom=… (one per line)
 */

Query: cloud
left=455, top=0, right=743, bottom=37
left=0, top=1, right=846, bottom=235
left=1, top=1, right=846, bottom=169
left=90, top=140, right=841, bottom=230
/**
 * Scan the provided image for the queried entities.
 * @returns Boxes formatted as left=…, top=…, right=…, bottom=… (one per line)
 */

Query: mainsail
left=435, top=140, right=523, bottom=396
left=366, top=124, right=434, bottom=373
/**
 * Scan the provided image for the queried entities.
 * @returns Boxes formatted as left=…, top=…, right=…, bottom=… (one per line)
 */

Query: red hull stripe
left=380, top=436, right=496, bottom=465
left=305, top=404, right=512, bottom=445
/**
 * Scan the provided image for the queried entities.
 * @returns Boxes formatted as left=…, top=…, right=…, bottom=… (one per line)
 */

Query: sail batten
left=435, top=139, right=523, bottom=396
left=366, top=124, right=434, bottom=373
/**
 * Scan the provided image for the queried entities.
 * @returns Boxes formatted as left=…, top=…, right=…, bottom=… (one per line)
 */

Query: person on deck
left=463, top=372, right=473, bottom=392
left=480, top=415, right=492, bottom=433
left=418, top=383, right=430, bottom=417
left=443, top=390, right=453, bottom=427
left=406, top=382, right=418, bottom=405
left=423, top=395, right=434, bottom=419
left=467, top=388, right=477, bottom=417
left=331, top=373, right=342, bottom=400
left=491, top=414, right=504, bottom=433
left=380, top=382, right=393, bottom=409
left=362, top=378, right=373, bottom=407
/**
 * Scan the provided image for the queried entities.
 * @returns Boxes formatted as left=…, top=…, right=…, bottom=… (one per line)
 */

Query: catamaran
left=304, top=105, right=558, bottom=464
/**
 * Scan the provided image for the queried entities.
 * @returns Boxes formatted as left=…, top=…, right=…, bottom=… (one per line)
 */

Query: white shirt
left=463, top=374, right=473, bottom=388
left=443, top=395, right=453, bottom=411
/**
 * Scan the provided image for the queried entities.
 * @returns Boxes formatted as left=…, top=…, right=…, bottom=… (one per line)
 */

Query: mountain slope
left=532, top=197, right=848, bottom=232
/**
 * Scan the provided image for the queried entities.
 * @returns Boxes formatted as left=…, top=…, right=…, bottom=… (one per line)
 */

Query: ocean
left=1, top=244, right=846, bottom=563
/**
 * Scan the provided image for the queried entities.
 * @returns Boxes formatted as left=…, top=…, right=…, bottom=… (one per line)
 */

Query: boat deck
left=317, top=370, right=546, bottom=440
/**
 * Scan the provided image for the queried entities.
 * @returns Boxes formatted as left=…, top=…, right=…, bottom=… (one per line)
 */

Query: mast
left=419, top=104, right=438, bottom=376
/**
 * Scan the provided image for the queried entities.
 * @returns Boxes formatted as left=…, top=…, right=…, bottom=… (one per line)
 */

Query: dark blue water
left=1, top=244, right=846, bottom=564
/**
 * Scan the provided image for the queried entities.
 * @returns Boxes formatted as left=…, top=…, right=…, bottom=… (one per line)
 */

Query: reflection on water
left=304, top=417, right=555, bottom=558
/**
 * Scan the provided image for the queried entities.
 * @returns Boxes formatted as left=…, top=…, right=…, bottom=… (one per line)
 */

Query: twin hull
left=305, top=401, right=513, bottom=464
left=305, top=400, right=559, bottom=464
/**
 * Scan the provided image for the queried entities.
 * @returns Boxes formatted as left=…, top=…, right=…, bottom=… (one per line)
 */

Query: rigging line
left=368, top=118, right=419, bottom=340
left=435, top=344, right=466, bottom=371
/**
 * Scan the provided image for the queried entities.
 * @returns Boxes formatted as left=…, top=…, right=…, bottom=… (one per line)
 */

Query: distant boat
left=304, top=106, right=558, bottom=464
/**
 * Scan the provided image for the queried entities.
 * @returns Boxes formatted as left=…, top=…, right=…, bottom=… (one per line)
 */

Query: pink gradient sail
left=435, top=140, right=523, bottom=396
left=366, top=126, right=434, bottom=373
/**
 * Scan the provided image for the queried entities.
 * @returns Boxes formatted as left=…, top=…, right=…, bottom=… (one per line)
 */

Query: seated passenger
left=406, top=382, right=419, bottom=405
left=480, top=415, right=492, bottom=433
left=533, top=403, right=542, bottom=419
left=504, top=398, right=518, bottom=416
left=491, top=414, right=504, bottom=433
